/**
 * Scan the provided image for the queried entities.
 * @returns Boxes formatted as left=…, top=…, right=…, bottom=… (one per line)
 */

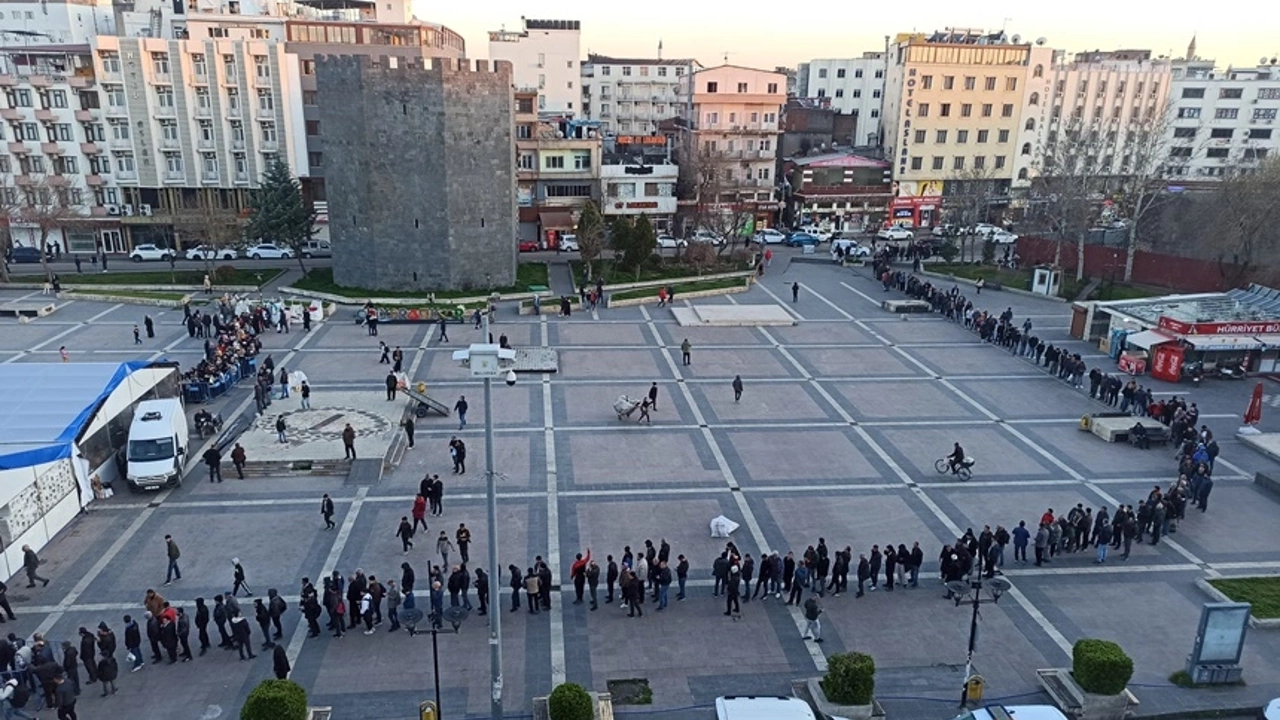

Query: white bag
left=710, top=515, right=740, bottom=538
left=126, top=652, right=136, bottom=664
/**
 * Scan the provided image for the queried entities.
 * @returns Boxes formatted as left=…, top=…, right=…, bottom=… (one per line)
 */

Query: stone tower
left=315, top=56, right=517, bottom=292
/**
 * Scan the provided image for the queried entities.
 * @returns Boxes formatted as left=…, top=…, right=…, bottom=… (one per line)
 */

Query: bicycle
left=934, top=457, right=975, bottom=481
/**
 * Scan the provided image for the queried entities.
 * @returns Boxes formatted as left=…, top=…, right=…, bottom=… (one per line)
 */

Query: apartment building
left=797, top=54, right=887, bottom=146
left=579, top=54, right=699, bottom=136
left=678, top=64, right=786, bottom=232
left=1165, top=56, right=1280, bottom=182
left=488, top=18, right=580, bottom=114
left=514, top=89, right=602, bottom=245
left=600, top=134, right=677, bottom=232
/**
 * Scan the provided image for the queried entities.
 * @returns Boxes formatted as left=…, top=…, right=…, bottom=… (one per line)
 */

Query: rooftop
left=791, top=151, right=890, bottom=169
left=1100, top=284, right=1280, bottom=325
left=585, top=53, right=697, bottom=66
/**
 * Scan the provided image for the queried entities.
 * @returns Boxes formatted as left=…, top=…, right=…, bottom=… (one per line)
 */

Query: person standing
left=230, top=443, right=246, bottom=479
left=475, top=568, right=489, bottom=616
left=267, top=588, right=287, bottom=640
left=570, top=550, right=591, bottom=604
left=232, top=558, right=253, bottom=597
left=386, top=580, right=402, bottom=631
left=605, top=555, right=619, bottom=604
left=675, top=554, right=689, bottom=600
left=456, top=524, right=472, bottom=563
left=396, top=517, right=415, bottom=554
left=78, top=628, right=97, bottom=685
left=392, top=346, right=404, bottom=373
left=1012, top=521, right=1030, bottom=564
left=454, top=395, right=468, bottom=430
left=342, top=423, right=357, bottom=460
left=22, top=545, right=48, bottom=588
left=203, top=446, right=222, bottom=483
left=680, top=339, right=691, bottom=366
left=437, top=316, right=449, bottom=343
left=60, top=639, right=80, bottom=697
left=402, top=417, right=415, bottom=449
left=133, top=324, right=142, bottom=345
left=275, top=415, right=287, bottom=444
left=508, top=565, right=523, bottom=613
left=194, top=598, right=211, bottom=656
left=586, top=561, right=601, bottom=611
left=385, top=371, right=398, bottom=401
left=123, top=615, right=143, bottom=672
left=524, top=570, right=540, bottom=615
left=53, top=674, right=76, bottom=720
left=321, top=493, right=336, bottom=530
left=803, top=594, right=823, bottom=642
left=732, top=375, right=744, bottom=403
left=278, top=367, right=290, bottom=399
left=272, top=645, right=290, bottom=680
left=230, top=610, right=255, bottom=660
left=648, top=382, right=659, bottom=411
left=164, top=535, right=181, bottom=585
left=792, top=282, right=800, bottom=303
left=144, top=315, right=154, bottom=338
left=300, top=381, right=311, bottom=410
left=724, top=566, right=741, bottom=616
left=176, top=607, right=193, bottom=661
left=60, top=346, right=69, bottom=362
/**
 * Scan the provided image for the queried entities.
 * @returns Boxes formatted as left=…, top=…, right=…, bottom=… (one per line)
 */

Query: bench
left=1128, top=423, right=1171, bottom=448
left=881, top=299, right=932, bottom=313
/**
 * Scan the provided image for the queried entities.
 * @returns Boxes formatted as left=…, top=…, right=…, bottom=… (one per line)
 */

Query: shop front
left=887, top=195, right=940, bottom=229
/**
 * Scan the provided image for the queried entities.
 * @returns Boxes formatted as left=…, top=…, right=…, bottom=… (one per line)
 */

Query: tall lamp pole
left=946, top=551, right=1011, bottom=707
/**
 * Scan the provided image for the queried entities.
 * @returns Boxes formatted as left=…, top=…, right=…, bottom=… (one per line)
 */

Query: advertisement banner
left=1150, top=343, right=1185, bottom=383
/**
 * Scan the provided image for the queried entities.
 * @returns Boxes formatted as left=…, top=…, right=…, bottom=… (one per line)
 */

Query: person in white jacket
left=0, top=678, right=36, bottom=719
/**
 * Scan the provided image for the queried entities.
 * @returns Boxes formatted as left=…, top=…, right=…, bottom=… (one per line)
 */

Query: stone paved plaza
left=2, top=255, right=1280, bottom=720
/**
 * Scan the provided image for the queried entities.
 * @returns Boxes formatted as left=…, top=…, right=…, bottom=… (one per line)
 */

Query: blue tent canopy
left=0, top=361, right=150, bottom=470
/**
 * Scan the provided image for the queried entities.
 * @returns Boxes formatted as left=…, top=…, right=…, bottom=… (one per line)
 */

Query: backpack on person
left=11, top=683, right=30, bottom=708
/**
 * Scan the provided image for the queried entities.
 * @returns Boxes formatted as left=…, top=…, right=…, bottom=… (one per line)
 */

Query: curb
left=1194, top=576, right=1280, bottom=629
left=63, top=291, right=192, bottom=308
left=279, top=286, right=548, bottom=306
left=917, top=269, right=1069, bottom=303
left=607, top=278, right=753, bottom=308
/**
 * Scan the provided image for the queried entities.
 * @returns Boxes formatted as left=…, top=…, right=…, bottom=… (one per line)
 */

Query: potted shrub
left=1037, top=639, right=1135, bottom=720
left=535, top=682, right=612, bottom=720
left=810, top=652, right=876, bottom=720
left=241, top=679, right=308, bottom=720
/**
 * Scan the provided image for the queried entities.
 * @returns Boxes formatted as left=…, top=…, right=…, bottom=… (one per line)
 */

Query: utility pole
left=482, top=311, right=503, bottom=720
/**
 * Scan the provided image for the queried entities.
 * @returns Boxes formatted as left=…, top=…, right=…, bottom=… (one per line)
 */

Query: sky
left=415, top=0, right=1278, bottom=72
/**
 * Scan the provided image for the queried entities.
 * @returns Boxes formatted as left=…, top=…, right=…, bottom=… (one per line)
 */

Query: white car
left=990, top=230, right=1019, bottom=244
left=128, top=244, right=174, bottom=262
left=970, top=223, right=1002, bottom=238
left=184, top=245, right=239, bottom=261
left=244, top=243, right=293, bottom=259
left=799, top=226, right=834, bottom=242
left=715, top=696, right=815, bottom=720
left=691, top=230, right=726, bottom=246
left=950, top=705, right=1068, bottom=720
left=754, top=228, right=787, bottom=245
left=559, top=234, right=580, bottom=252
left=876, top=226, right=914, bottom=242
left=831, top=238, right=871, bottom=258
left=655, top=234, right=687, bottom=249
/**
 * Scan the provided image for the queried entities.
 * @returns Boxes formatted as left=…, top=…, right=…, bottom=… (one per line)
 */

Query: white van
left=715, top=697, right=816, bottom=720
left=300, top=240, right=331, bottom=258
left=126, top=398, right=189, bottom=490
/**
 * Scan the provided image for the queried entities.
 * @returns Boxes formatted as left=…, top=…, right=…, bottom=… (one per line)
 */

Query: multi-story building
left=797, top=54, right=887, bottom=146
left=0, top=0, right=116, bottom=48
left=600, top=134, right=677, bottom=232
left=579, top=54, right=699, bottom=136
left=513, top=89, right=602, bottom=246
left=782, top=152, right=892, bottom=233
left=488, top=18, right=580, bottom=115
left=1165, top=54, right=1280, bottom=182
left=677, top=64, right=786, bottom=233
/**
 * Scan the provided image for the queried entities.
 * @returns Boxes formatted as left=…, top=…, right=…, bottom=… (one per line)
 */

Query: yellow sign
left=420, top=701, right=438, bottom=720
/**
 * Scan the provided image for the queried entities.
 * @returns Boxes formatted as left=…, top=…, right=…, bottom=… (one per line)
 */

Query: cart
left=614, top=394, right=642, bottom=420
left=403, top=382, right=451, bottom=419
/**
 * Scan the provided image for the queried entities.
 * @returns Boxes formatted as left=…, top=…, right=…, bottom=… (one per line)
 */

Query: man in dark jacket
left=267, top=588, right=287, bottom=640
left=78, top=628, right=98, bottom=684
left=194, top=598, right=211, bottom=655
left=585, top=562, right=600, bottom=611
left=855, top=554, right=870, bottom=597
left=712, top=553, right=729, bottom=597
left=213, top=595, right=232, bottom=648
left=176, top=607, right=193, bottom=661
left=123, top=615, right=143, bottom=671
left=145, top=611, right=163, bottom=664
left=724, top=566, right=741, bottom=616
left=605, top=557, right=618, bottom=604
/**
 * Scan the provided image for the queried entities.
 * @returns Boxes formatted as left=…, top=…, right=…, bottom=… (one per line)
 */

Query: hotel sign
left=616, top=135, right=667, bottom=146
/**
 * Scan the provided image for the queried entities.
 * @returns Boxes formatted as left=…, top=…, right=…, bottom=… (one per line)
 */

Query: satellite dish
left=1012, top=35, right=1021, bottom=44
left=1036, top=37, right=1047, bottom=46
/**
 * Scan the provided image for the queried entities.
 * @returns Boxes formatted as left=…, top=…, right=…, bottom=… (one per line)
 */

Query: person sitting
left=1130, top=423, right=1149, bottom=450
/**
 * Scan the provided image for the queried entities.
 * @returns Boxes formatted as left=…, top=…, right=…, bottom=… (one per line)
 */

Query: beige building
left=678, top=64, right=786, bottom=232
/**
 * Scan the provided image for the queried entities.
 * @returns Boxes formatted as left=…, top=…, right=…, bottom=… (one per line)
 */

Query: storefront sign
left=626, top=201, right=659, bottom=209
left=616, top=135, right=666, bottom=146
left=1151, top=344, right=1185, bottom=382
left=1158, top=316, right=1280, bottom=336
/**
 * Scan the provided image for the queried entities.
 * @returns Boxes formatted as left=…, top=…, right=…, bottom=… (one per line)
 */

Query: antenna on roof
left=723, top=51, right=730, bottom=64
left=658, top=38, right=663, bottom=60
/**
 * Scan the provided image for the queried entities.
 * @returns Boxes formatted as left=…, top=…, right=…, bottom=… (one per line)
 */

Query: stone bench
left=0, top=302, right=56, bottom=318
left=881, top=299, right=932, bottom=313
left=1257, top=472, right=1280, bottom=496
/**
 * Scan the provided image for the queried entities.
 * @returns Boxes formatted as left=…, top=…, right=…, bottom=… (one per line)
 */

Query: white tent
left=710, top=515, right=740, bottom=538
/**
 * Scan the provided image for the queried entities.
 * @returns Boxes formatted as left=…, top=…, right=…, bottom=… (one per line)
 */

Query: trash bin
left=964, top=674, right=985, bottom=703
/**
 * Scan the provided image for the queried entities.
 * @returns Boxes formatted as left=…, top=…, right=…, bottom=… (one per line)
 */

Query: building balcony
left=109, top=137, right=132, bottom=150
left=261, top=140, right=279, bottom=152
left=0, top=108, right=21, bottom=121
left=155, top=106, right=177, bottom=118
left=47, top=174, right=70, bottom=186
left=202, top=172, right=220, bottom=184
left=196, top=106, right=212, bottom=117
left=81, top=142, right=103, bottom=155
left=90, top=205, right=110, bottom=216
left=161, top=138, right=181, bottom=150
left=197, top=139, right=215, bottom=151
left=41, top=142, right=65, bottom=155
left=7, top=142, right=31, bottom=154
left=28, top=75, right=53, bottom=88
left=0, top=75, right=15, bottom=87
left=106, top=105, right=129, bottom=118
left=164, top=171, right=186, bottom=184
left=15, top=174, right=35, bottom=186
left=69, top=74, right=96, bottom=88
left=74, top=109, right=97, bottom=122
left=234, top=173, right=250, bottom=185
left=191, top=73, right=209, bottom=85
left=35, top=109, right=56, bottom=121
left=116, top=170, right=137, bottom=182
left=226, top=108, right=243, bottom=119
left=85, top=174, right=105, bottom=186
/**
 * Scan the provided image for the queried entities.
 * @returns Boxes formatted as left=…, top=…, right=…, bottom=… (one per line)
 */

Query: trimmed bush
left=240, top=679, right=308, bottom=720
left=548, top=682, right=594, bottom=720
left=212, top=265, right=241, bottom=284
left=1072, top=639, right=1134, bottom=696
left=820, top=652, right=876, bottom=705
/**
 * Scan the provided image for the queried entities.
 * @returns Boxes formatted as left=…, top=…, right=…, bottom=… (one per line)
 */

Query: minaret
left=657, top=39, right=663, bottom=60
left=1186, top=34, right=1197, bottom=60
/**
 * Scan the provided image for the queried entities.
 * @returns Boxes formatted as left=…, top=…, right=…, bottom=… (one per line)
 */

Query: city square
left=2, top=256, right=1280, bottom=720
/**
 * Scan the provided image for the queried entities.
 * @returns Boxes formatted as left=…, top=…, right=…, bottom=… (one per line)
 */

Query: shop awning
left=1186, top=335, right=1264, bottom=351
left=1125, top=329, right=1176, bottom=350
left=539, top=210, right=574, bottom=231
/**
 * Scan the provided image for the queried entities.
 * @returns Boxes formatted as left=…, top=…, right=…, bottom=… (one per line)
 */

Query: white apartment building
left=797, top=54, right=887, bottom=146
left=0, top=0, right=116, bottom=48
left=488, top=18, right=579, bottom=114
left=579, top=54, right=699, bottom=136
left=1166, top=58, right=1280, bottom=180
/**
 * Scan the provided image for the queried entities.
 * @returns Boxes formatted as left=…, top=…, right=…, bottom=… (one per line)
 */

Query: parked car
left=715, top=697, right=815, bottom=720
left=7, top=246, right=49, bottom=264
left=754, top=228, right=787, bottom=245
left=244, top=243, right=293, bottom=259
left=932, top=223, right=961, bottom=238
left=969, top=223, right=1002, bottom=238
left=949, top=705, right=1068, bottom=720
left=656, top=234, right=687, bottom=249
left=691, top=230, right=726, bottom=246
left=129, top=244, right=174, bottom=262
left=785, top=232, right=822, bottom=247
left=989, top=230, right=1019, bottom=244
left=830, top=238, right=871, bottom=258
left=184, top=245, right=239, bottom=261
left=300, top=240, right=332, bottom=258
left=876, top=226, right=914, bottom=242
left=558, top=235, right=580, bottom=252
left=518, top=239, right=541, bottom=252
left=798, top=226, right=834, bottom=242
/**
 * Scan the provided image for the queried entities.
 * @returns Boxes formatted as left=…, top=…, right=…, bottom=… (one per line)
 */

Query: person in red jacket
left=570, top=549, right=592, bottom=605
left=1040, top=508, right=1055, bottom=527
left=411, top=494, right=428, bottom=533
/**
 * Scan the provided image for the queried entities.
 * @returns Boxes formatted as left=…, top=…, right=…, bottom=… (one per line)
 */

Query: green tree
left=626, top=215, right=658, bottom=279
left=241, top=679, right=307, bottom=720
left=245, top=158, right=315, bottom=277
left=575, top=201, right=607, bottom=281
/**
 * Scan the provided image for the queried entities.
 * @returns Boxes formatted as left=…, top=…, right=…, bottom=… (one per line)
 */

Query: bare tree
left=1107, top=108, right=1174, bottom=281
left=679, top=142, right=756, bottom=256
left=1030, top=116, right=1113, bottom=279
left=173, top=201, right=245, bottom=277
left=2, top=176, right=88, bottom=281
left=945, top=165, right=1002, bottom=262
left=1199, top=158, right=1280, bottom=286
left=0, top=182, right=18, bottom=284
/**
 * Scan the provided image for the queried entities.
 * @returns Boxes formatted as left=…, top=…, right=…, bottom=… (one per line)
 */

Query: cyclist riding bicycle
left=948, top=442, right=966, bottom=474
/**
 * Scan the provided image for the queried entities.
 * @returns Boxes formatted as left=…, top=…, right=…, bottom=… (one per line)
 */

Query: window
left=936, top=130, right=948, bottom=143
left=973, top=155, right=985, bottom=169
left=855, top=69, right=863, bottom=78
left=835, top=89, right=844, bottom=98
left=159, top=120, right=179, bottom=142
left=230, top=120, right=244, bottom=144
left=110, top=119, right=130, bottom=141
left=164, top=152, right=183, bottom=176
left=1006, top=77, right=1018, bottom=91
left=302, top=90, right=317, bottom=106
left=1181, top=87, right=1205, bottom=99
left=192, top=53, right=207, bottom=77
left=54, top=156, right=78, bottom=174
left=985, top=76, right=996, bottom=91
left=914, top=130, right=926, bottom=143
left=299, top=60, right=314, bottom=76
left=1252, top=108, right=1277, bottom=120
left=764, top=113, right=776, bottom=124
left=943, top=75, right=955, bottom=90
left=573, top=151, right=591, bottom=170
left=227, top=88, right=240, bottom=113
left=977, top=129, right=989, bottom=143
left=836, top=68, right=845, bottom=78
left=621, top=66, right=631, bottom=76
left=1219, top=88, right=1243, bottom=99
left=82, top=122, right=105, bottom=142
left=818, top=68, right=828, bottom=79
left=767, top=83, right=778, bottom=93
left=114, top=152, right=135, bottom=174
left=544, top=155, right=565, bottom=169
left=872, top=89, right=880, bottom=99
left=202, top=153, right=217, bottom=175
left=994, top=156, right=1006, bottom=169
left=910, top=157, right=922, bottom=170
left=233, top=152, right=248, bottom=179
left=964, top=76, right=976, bottom=90
left=1246, top=148, right=1270, bottom=161
left=940, top=103, right=951, bottom=117
left=223, top=54, right=237, bottom=78
left=756, top=167, right=770, bottom=180
left=852, top=90, right=861, bottom=98
left=658, top=67, right=667, bottom=77
left=545, top=184, right=592, bottom=197
left=259, top=121, right=277, bottom=143
left=1177, top=107, right=1201, bottom=119
left=961, top=103, right=972, bottom=117
left=931, top=156, right=944, bottom=170
left=1214, top=108, right=1238, bottom=119
left=1029, top=92, right=1039, bottom=106
left=156, top=87, right=174, bottom=108
left=601, top=66, right=611, bottom=76
left=89, top=155, right=109, bottom=174
left=918, top=103, right=929, bottom=117
left=981, top=103, right=992, bottom=117
left=1033, top=64, right=1044, bottom=78
left=1173, top=127, right=1196, bottom=138
left=100, top=51, right=120, bottom=73
left=1250, top=128, right=1273, bottom=139
left=1024, top=118, right=1035, bottom=131
left=103, top=85, right=124, bottom=108
left=78, top=91, right=99, bottom=110
left=47, top=90, right=67, bottom=108
left=198, top=119, right=213, bottom=143
left=257, top=89, right=274, bottom=112
left=1258, top=88, right=1280, bottom=100
left=209, top=27, right=228, bottom=38
left=1210, top=128, right=1233, bottom=139
left=19, top=155, right=45, bottom=174
left=1021, top=142, right=1032, bottom=155
left=1206, top=148, right=1229, bottom=158
left=998, top=129, right=1010, bottom=143
left=953, top=156, right=965, bottom=170
left=152, top=52, right=170, bottom=75
left=921, top=75, right=933, bottom=89
left=705, top=112, right=718, bottom=126
left=736, top=82, right=748, bottom=93
left=956, top=130, right=969, bottom=143
left=1001, top=103, right=1013, bottom=117
left=637, top=66, right=646, bottom=76
left=1017, top=167, right=1028, bottom=180
left=816, top=88, right=826, bottom=98
left=1169, top=147, right=1193, bottom=158
left=705, top=82, right=718, bottom=93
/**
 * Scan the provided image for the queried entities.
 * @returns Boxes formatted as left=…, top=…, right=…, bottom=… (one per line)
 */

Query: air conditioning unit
left=105, top=204, right=121, bottom=215
left=140, top=203, right=153, bottom=216
left=121, top=204, right=135, bottom=216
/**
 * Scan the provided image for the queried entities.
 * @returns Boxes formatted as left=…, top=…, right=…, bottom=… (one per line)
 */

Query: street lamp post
left=452, top=316, right=515, bottom=720
left=946, top=552, right=1011, bottom=708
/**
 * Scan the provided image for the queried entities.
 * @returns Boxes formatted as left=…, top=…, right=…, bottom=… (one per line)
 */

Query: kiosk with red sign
left=1150, top=343, right=1186, bottom=382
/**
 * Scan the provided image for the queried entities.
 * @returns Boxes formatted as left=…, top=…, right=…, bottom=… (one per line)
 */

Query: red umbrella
left=1244, top=382, right=1264, bottom=425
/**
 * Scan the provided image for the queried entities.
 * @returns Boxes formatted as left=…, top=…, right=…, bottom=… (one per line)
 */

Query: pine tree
left=246, top=158, right=315, bottom=276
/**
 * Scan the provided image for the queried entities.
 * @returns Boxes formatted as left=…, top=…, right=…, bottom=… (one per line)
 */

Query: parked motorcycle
left=1182, top=360, right=1203, bottom=385
left=1217, top=362, right=1246, bottom=380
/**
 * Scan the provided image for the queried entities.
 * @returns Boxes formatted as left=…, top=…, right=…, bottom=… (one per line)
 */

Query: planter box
left=307, top=706, right=332, bottom=720
left=607, top=278, right=753, bottom=308
left=1036, top=668, right=1137, bottom=720
left=599, top=269, right=755, bottom=294
left=806, top=678, right=877, bottom=720
left=1195, top=576, right=1280, bottom=629
left=280, top=285, right=548, bottom=307
left=520, top=296, right=580, bottom=316
left=64, top=291, right=191, bottom=308
left=531, top=691, right=613, bottom=720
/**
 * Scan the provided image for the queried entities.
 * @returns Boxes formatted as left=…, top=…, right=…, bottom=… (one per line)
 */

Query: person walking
left=321, top=493, right=336, bottom=530
left=680, top=339, right=691, bottom=366
left=396, top=517, right=415, bottom=554
left=454, top=395, right=468, bottom=430
left=231, top=558, right=253, bottom=597
left=411, top=494, right=428, bottom=533
left=21, top=545, right=48, bottom=588
left=133, top=324, right=142, bottom=345
left=732, top=375, right=744, bottom=403
left=230, top=443, right=246, bottom=479
left=342, top=423, right=357, bottom=460
left=792, top=282, right=800, bottom=303
left=456, top=523, right=472, bottom=563
left=402, top=417, right=415, bottom=449
left=437, top=316, right=449, bottom=343
left=436, top=531, right=455, bottom=568
left=164, top=535, right=181, bottom=585
left=300, top=381, right=311, bottom=410
left=803, top=594, right=823, bottom=642
left=202, top=444, right=223, bottom=484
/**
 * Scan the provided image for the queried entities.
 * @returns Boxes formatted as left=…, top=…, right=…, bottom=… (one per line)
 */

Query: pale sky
left=415, top=0, right=1278, bottom=72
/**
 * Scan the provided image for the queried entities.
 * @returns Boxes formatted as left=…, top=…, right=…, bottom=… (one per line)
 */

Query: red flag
left=1244, top=382, right=1264, bottom=425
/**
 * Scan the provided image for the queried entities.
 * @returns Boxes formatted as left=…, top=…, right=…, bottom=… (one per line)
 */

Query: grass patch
left=292, top=264, right=548, bottom=299
left=69, top=289, right=189, bottom=302
left=1090, top=281, right=1169, bottom=301
left=1168, top=669, right=1246, bottom=688
left=606, top=678, right=653, bottom=705
left=570, top=257, right=741, bottom=286
left=926, top=263, right=1090, bottom=299
left=610, top=276, right=746, bottom=302
left=1208, top=577, right=1280, bottom=619
left=12, top=268, right=282, bottom=287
